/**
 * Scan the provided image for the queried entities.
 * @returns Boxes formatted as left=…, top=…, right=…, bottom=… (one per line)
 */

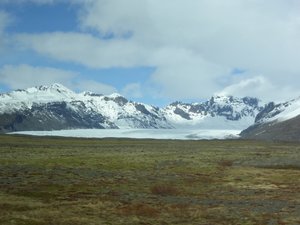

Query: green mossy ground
left=0, top=135, right=299, bottom=224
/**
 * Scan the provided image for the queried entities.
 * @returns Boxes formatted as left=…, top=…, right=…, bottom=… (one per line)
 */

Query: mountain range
left=1, top=83, right=300, bottom=141
left=0, top=83, right=261, bottom=132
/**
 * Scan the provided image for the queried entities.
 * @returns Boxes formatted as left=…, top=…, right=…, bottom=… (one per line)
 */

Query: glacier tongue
left=12, top=129, right=241, bottom=140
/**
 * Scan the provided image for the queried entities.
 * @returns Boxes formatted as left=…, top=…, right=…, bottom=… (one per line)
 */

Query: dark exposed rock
left=174, top=108, right=191, bottom=120
left=254, top=102, right=278, bottom=123
left=114, top=96, right=129, bottom=106
left=134, top=103, right=150, bottom=115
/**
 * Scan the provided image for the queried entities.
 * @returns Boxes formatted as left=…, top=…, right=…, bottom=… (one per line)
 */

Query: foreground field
left=0, top=135, right=299, bottom=225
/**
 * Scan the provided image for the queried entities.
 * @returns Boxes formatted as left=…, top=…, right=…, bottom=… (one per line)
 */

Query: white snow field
left=11, top=129, right=240, bottom=140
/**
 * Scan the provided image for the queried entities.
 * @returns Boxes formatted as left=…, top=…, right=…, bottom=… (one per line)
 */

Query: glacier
left=11, top=129, right=240, bottom=140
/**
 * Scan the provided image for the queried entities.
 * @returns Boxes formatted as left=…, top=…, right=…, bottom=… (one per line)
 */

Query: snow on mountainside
left=77, top=91, right=170, bottom=129
left=241, top=97, right=300, bottom=141
left=0, top=84, right=170, bottom=132
left=163, top=95, right=263, bottom=129
left=0, top=83, right=264, bottom=133
left=0, top=83, right=76, bottom=113
left=254, top=97, right=300, bottom=124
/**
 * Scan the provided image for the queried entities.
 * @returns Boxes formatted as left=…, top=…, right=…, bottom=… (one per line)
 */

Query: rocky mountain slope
left=0, top=84, right=264, bottom=132
left=240, top=97, right=300, bottom=141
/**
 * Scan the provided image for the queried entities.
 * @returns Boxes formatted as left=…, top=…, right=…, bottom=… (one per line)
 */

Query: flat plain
left=0, top=135, right=299, bottom=225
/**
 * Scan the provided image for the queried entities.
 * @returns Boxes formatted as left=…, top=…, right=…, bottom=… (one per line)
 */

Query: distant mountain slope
left=163, top=96, right=263, bottom=129
left=0, top=83, right=264, bottom=133
left=240, top=97, right=300, bottom=141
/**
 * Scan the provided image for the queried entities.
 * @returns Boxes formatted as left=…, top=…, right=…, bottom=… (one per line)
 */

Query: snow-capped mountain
left=0, top=83, right=264, bottom=133
left=163, top=96, right=263, bottom=129
left=241, top=97, right=300, bottom=141
left=0, top=83, right=76, bottom=114
left=0, top=84, right=170, bottom=132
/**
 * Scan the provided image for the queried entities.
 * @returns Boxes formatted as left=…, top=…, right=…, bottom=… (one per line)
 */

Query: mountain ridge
left=0, top=83, right=265, bottom=132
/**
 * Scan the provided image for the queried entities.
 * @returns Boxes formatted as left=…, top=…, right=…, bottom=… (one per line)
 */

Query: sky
left=0, top=0, right=300, bottom=106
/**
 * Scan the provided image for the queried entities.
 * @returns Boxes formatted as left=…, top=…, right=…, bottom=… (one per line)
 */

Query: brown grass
left=218, top=159, right=234, bottom=167
left=118, top=203, right=159, bottom=217
left=150, top=184, right=180, bottom=196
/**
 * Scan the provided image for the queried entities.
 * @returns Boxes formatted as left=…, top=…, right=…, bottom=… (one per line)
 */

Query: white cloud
left=0, top=64, right=77, bottom=89
left=17, top=32, right=150, bottom=68
left=150, top=48, right=229, bottom=99
left=74, top=79, right=117, bottom=95
left=218, top=76, right=300, bottom=102
left=122, top=83, right=143, bottom=98
left=13, top=0, right=300, bottom=101
left=218, top=76, right=272, bottom=98
left=0, top=64, right=118, bottom=95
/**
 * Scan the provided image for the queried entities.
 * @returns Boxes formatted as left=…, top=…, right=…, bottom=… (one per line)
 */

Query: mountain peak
left=209, top=95, right=261, bottom=106
left=81, top=91, right=103, bottom=97
left=49, top=83, right=69, bottom=90
left=20, top=83, right=73, bottom=94
left=36, top=83, right=73, bottom=93
left=108, top=93, right=124, bottom=99
left=0, top=83, right=76, bottom=105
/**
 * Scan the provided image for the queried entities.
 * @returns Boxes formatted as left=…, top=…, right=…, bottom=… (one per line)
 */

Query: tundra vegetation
left=0, top=135, right=299, bottom=225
